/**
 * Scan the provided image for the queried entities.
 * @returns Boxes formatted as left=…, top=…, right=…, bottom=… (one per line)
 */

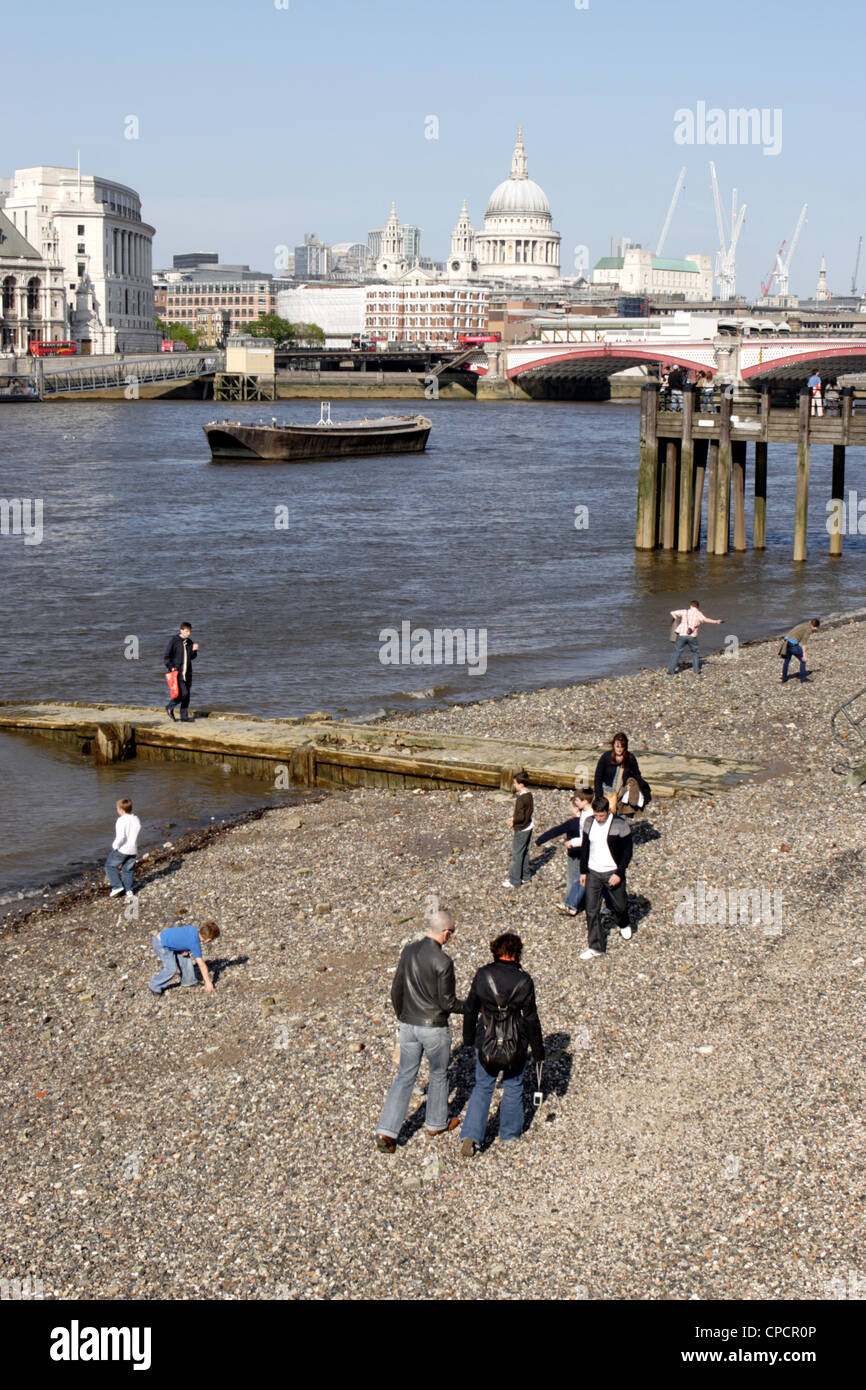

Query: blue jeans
left=106, top=850, right=136, bottom=892
left=149, top=934, right=198, bottom=993
left=565, top=855, right=580, bottom=894
left=509, top=828, right=532, bottom=886
left=669, top=634, right=700, bottom=674
left=375, top=1022, right=452, bottom=1138
left=565, top=876, right=613, bottom=912
left=782, top=642, right=807, bottom=681
left=461, top=1053, right=526, bottom=1144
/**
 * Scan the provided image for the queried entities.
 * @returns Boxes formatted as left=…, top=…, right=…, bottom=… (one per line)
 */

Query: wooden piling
left=712, top=392, right=733, bottom=555
left=706, top=440, right=719, bottom=554
left=662, top=439, right=679, bottom=550
left=754, top=442, right=768, bottom=550
left=732, top=441, right=747, bottom=551
left=692, top=437, right=708, bottom=550
left=794, top=389, right=811, bottom=562
left=830, top=444, right=846, bottom=557
left=636, top=381, right=660, bottom=549
left=678, top=385, right=695, bottom=552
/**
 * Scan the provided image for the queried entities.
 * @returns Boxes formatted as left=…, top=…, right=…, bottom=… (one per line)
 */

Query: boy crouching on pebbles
left=149, top=920, right=220, bottom=996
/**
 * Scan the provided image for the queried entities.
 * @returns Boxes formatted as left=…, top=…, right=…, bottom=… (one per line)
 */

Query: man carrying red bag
left=164, top=621, right=198, bottom=722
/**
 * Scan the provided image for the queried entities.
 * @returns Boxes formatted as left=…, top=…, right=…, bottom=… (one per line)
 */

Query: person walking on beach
left=164, top=621, right=198, bottom=722
left=808, top=371, right=824, bottom=417
left=781, top=617, right=819, bottom=683
left=668, top=600, right=722, bottom=676
left=503, top=771, right=533, bottom=889
left=554, top=787, right=614, bottom=917
left=374, top=910, right=463, bottom=1153
left=594, top=732, right=648, bottom=817
left=105, top=797, right=141, bottom=901
left=578, top=795, right=633, bottom=960
left=149, top=919, right=220, bottom=995
left=459, top=932, right=544, bottom=1158
left=535, top=790, right=586, bottom=902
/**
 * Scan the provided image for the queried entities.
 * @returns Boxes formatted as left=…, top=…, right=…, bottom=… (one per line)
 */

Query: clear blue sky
left=3, top=0, right=863, bottom=297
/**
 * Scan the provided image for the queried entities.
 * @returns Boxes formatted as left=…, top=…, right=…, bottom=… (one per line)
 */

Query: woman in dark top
left=594, top=732, right=647, bottom=818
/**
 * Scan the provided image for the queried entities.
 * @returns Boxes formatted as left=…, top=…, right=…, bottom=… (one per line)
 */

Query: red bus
left=29, top=340, right=79, bottom=357
left=457, top=332, right=501, bottom=345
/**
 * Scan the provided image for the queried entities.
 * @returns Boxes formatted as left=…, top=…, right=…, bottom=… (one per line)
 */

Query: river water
left=1, top=396, right=863, bottom=900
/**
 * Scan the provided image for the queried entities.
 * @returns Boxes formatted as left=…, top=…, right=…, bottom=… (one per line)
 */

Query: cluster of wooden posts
left=635, top=380, right=861, bottom=560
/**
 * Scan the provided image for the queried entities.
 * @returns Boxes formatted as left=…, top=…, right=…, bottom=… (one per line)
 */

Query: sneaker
left=109, top=887, right=125, bottom=898
left=555, top=904, right=578, bottom=917
left=579, top=948, right=603, bottom=961
left=502, top=879, right=516, bottom=889
left=125, top=891, right=135, bottom=902
left=460, top=1138, right=478, bottom=1159
left=620, top=925, right=633, bottom=941
left=375, top=1135, right=396, bottom=1154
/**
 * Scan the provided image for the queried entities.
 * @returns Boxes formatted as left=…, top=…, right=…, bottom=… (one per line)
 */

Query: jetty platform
left=0, top=701, right=762, bottom=798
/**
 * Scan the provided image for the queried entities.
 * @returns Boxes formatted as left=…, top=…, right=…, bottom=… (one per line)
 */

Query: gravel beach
left=2, top=621, right=865, bottom=1302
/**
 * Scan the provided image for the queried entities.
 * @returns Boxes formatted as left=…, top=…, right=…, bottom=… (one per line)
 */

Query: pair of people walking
left=374, top=914, right=544, bottom=1156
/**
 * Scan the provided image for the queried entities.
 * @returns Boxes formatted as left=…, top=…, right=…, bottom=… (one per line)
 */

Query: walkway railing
left=40, top=353, right=223, bottom=396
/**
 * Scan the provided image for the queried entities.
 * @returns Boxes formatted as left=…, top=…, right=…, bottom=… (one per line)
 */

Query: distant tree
left=293, top=321, right=326, bottom=345
left=165, top=321, right=200, bottom=349
left=155, top=316, right=168, bottom=337
left=241, top=313, right=297, bottom=344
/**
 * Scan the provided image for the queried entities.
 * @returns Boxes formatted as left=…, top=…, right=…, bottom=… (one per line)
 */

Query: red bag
left=165, top=669, right=179, bottom=700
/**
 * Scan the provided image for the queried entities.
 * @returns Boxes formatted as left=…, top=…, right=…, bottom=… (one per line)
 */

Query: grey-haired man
left=374, top=910, right=464, bottom=1152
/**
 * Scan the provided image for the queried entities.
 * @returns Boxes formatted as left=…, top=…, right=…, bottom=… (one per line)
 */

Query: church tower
left=815, top=255, right=830, bottom=303
left=447, top=200, right=478, bottom=280
left=375, top=202, right=407, bottom=281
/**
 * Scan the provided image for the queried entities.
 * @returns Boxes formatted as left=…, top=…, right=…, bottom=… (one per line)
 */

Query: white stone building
left=2, top=166, right=159, bottom=353
left=446, top=200, right=479, bottom=282
left=0, top=210, right=67, bottom=352
left=592, top=247, right=713, bottom=301
left=364, top=280, right=489, bottom=345
left=473, top=129, right=561, bottom=283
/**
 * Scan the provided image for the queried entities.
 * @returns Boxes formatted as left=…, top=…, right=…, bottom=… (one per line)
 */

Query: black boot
left=166, top=704, right=177, bottom=721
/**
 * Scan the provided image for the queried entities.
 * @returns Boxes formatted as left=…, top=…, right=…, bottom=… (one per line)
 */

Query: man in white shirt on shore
left=668, top=599, right=722, bottom=676
left=105, top=797, right=142, bottom=901
left=577, top=796, right=634, bottom=959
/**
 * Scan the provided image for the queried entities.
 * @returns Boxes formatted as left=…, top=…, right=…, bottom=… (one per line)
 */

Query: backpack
left=478, top=968, right=524, bottom=1075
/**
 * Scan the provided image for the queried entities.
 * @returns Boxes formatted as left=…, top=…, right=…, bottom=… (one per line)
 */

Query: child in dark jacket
left=503, top=771, right=533, bottom=889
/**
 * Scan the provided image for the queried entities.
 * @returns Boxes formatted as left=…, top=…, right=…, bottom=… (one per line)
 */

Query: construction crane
left=710, top=162, right=746, bottom=300
left=761, top=239, right=786, bottom=298
left=774, top=204, right=807, bottom=297
left=655, top=166, right=686, bottom=258
left=852, top=236, right=863, bottom=295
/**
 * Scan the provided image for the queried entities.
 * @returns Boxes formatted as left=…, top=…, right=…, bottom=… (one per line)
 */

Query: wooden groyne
left=0, top=701, right=762, bottom=798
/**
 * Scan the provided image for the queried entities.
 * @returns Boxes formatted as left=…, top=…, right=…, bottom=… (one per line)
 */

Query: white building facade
left=277, top=284, right=366, bottom=343
left=2, top=166, right=158, bottom=353
left=0, top=209, right=67, bottom=352
left=592, top=248, right=714, bottom=301
left=364, top=280, right=489, bottom=345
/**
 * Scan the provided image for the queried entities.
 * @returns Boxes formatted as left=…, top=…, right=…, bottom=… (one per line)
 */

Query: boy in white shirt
left=105, top=797, right=142, bottom=901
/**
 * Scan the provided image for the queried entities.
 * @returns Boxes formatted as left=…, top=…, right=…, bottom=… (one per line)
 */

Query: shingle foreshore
left=1, top=623, right=865, bottom=1301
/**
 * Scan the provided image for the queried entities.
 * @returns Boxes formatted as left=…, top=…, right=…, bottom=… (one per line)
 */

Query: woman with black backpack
left=458, top=933, right=545, bottom=1159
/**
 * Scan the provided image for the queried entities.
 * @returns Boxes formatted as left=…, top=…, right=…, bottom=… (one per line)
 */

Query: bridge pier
left=662, top=439, right=679, bottom=550
left=754, top=442, right=768, bottom=550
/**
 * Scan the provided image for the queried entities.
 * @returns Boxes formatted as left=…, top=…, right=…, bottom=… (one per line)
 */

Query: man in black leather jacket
left=374, top=911, right=463, bottom=1152
left=164, top=621, right=198, bottom=722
